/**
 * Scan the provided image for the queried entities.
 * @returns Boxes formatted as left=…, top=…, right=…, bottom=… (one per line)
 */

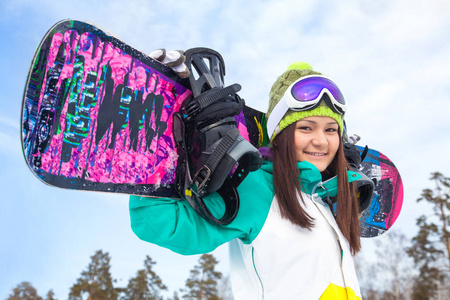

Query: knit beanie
left=267, top=62, right=344, bottom=141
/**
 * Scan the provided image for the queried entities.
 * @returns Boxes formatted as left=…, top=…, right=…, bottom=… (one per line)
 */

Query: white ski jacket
left=130, top=160, right=362, bottom=299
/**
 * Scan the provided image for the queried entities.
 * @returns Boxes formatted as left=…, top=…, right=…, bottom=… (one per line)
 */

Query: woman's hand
left=149, top=49, right=190, bottom=78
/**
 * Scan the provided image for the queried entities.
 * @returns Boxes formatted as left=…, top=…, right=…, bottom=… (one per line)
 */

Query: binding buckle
left=193, top=165, right=212, bottom=193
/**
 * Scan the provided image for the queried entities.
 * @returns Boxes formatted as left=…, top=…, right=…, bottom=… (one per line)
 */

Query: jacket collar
left=260, top=160, right=361, bottom=199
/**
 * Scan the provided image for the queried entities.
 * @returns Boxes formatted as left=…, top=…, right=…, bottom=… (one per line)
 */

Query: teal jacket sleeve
left=129, top=166, right=274, bottom=255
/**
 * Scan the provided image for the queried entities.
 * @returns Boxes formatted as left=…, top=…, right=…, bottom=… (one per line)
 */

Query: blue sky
left=1, top=0, right=450, bottom=298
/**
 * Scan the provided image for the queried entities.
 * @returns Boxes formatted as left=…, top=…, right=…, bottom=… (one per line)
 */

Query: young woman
left=129, top=62, right=363, bottom=299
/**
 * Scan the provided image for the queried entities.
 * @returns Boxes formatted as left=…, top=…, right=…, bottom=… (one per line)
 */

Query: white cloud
left=0, top=131, right=19, bottom=156
left=370, top=0, right=450, bottom=46
left=0, top=115, right=22, bottom=157
left=0, top=115, right=20, bottom=130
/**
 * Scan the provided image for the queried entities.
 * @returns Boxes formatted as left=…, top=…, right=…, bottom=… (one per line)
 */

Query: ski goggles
left=267, top=75, right=347, bottom=139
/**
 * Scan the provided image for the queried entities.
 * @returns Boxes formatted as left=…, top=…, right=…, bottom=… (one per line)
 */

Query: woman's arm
left=129, top=192, right=245, bottom=255
left=129, top=165, right=274, bottom=255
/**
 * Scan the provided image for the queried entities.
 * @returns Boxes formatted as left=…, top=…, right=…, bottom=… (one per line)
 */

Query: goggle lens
left=291, top=76, right=346, bottom=105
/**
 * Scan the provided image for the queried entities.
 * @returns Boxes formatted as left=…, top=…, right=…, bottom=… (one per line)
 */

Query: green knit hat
left=267, top=62, right=344, bottom=141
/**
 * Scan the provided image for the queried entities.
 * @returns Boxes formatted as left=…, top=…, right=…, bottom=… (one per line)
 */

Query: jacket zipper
left=252, top=246, right=264, bottom=299
left=311, top=181, right=349, bottom=291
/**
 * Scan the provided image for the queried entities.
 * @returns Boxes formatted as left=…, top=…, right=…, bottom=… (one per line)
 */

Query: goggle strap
left=267, top=95, right=290, bottom=140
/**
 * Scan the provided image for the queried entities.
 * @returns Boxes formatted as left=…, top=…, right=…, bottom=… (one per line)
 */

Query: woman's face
left=294, top=116, right=340, bottom=172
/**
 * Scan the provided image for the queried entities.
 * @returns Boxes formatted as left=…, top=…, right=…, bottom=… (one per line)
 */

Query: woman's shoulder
left=238, top=160, right=274, bottom=193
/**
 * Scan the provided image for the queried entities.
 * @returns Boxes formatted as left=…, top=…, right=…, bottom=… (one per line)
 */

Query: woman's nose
left=311, top=132, right=327, bottom=147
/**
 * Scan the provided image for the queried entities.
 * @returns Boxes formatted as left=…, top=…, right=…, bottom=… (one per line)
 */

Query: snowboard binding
left=342, top=127, right=375, bottom=213
left=174, top=48, right=262, bottom=225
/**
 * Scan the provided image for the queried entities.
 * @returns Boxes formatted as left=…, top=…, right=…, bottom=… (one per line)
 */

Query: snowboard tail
left=357, top=146, right=403, bottom=237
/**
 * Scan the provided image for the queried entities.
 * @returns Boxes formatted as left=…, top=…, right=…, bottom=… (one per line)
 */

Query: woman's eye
left=297, top=126, right=311, bottom=131
left=326, top=127, right=338, bottom=132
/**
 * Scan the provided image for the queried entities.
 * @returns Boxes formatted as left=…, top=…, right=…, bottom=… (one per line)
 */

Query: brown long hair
left=271, top=123, right=361, bottom=254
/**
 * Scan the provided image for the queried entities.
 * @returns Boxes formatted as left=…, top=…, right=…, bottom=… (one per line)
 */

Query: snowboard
left=357, top=146, right=403, bottom=238
left=21, top=19, right=267, bottom=198
left=21, top=20, right=403, bottom=235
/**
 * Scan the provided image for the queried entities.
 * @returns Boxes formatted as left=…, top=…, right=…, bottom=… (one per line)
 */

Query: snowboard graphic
left=21, top=20, right=267, bottom=198
left=357, top=146, right=403, bottom=238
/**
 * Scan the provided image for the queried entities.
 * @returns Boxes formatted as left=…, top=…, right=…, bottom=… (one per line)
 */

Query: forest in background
left=6, top=172, right=450, bottom=300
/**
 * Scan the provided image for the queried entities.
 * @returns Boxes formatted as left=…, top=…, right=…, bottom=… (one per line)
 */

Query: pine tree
left=172, top=291, right=180, bottom=300
left=217, top=275, right=233, bottom=300
left=69, top=250, right=118, bottom=300
left=407, top=172, right=450, bottom=299
left=182, top=254, right=222, bottom=300
left=7, top=281, right=43, bottom=300
left=123, top=255, right=167, bottom=300
left=373, top=231, right=415, bottom=299
left=45, top=289, right=57, bottom=300
left=354, top=251, right=383, bottom=300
